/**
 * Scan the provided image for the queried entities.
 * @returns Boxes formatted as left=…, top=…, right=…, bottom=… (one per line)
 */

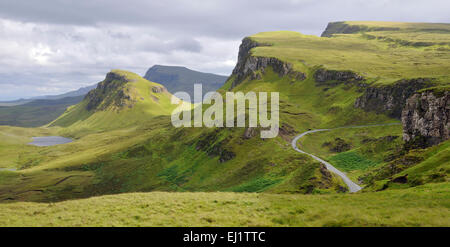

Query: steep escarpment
left=230, top=37, right=305, bottom=89
left=402, top=88, right=450, bottom=147
left=354, top=78, right=434, bottom=118
left=85, top=72, right=135, bottom=111
left=50, top=70, right=175, bottom=131
left=321, top=21, right=400, bottom=37
left=314, top=68, right=364, bottom=86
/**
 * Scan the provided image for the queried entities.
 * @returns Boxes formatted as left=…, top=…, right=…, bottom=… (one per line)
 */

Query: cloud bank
left=0, top=0, right=448, bottom=100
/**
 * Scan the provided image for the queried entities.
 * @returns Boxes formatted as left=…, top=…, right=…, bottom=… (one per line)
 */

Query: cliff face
left=314, top=68, right=364, bottom=85
left=321, top=21, right=400, bottom=37
left=354, top=78, right=433, bottom=119
left=401, top=90, right=450, bottom=147
left=230, top=38, right=305, bottom=89
left=85, top=72, right=134, bottom=111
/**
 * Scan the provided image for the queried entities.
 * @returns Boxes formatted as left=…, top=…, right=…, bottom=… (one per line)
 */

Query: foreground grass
left=0, top=182, right=448, bottom=227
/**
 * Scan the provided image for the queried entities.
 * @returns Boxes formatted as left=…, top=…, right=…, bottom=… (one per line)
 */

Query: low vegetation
left=0, top=182, right=448, bottom=227
left=0, top=21, right=448, bottom=226
left=250, top=21, right=450, bottom=85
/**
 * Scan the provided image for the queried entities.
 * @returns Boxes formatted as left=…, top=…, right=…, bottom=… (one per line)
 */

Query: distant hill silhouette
left=144, top=65, right=227, bottom=102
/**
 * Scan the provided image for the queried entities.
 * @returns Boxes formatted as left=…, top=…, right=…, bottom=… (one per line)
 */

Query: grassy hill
left=0, top=182, right=448, bottom=226
left=247, top=22, right=449, bottom=85
left=50, top=70, right=178, bottom=136
left=298, top=126, right=450, bottom=188
left=0, top=69, right=347, bottom=202
left=0, top=21, right=448, bottom=226
left=224, top=21, right=449, bottom=192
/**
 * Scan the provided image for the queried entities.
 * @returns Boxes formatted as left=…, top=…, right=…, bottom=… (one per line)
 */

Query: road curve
left=291, top=123, right=400, bottom=193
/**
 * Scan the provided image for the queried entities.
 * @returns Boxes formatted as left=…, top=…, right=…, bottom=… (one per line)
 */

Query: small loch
left=28, top=136, right=73, bottom=147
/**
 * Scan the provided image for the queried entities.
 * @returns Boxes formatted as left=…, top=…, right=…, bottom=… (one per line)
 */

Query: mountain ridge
left=144, top=65, right=227, bottom=102
left=50, top=69, right=178, bottom=133
left=0, top=84, right=97, bottom=106
left=0, top=21, right=448, bottom=213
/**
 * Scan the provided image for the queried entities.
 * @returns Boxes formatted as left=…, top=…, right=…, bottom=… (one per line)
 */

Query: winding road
left=291, top=123, right=400, bottom=193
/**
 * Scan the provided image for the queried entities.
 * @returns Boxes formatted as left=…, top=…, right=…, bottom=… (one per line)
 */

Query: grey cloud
left=0, top=0, right=448, bottom=38
left=168, top=38, right=202, bottom=53
left=0, top=0, right=449, bottom=100
left=136, top=36, right=202, bottom=54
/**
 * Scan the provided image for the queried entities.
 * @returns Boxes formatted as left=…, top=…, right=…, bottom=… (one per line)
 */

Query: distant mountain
left=0, top=95, right=84, bottom=127
left=0, top=99, right=32, bottom=107
left=1, top=22, right=449, bottom=210
left=143, top=65, right=227, bottom=102
left=32, top=84, right=97, bottom=101
left=0, top=84, right=97, bottom=106
left=50, top=70, right=177, bottom=130
left=0, top=83, right=97, bottom=126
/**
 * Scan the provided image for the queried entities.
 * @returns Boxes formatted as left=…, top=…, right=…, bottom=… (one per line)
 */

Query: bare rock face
left=85, top=72, right=134, bottom=111
left=314, top=68, right=364, bottom=84
left=354, top=78, right=433, bottom=119
left=321, top=21, right=399, bottom=37
left=230, top=37, right=305, bottom=89
left=402, top=90, right=449, bottom=147
left=151, top=86, right=167, bottom=93
left=243, top=127, right=258, bottom=139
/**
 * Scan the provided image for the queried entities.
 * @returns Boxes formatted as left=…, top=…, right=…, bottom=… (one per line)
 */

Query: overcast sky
left=0, top=0, right=449, bottom=100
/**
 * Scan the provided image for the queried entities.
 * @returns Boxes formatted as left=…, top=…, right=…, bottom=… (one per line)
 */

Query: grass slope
left=299, top=125, right=450, bottom=189
left=0, top=117, right=346, bottom=202
left=0, top=182, right=448, bottom=227
left=0, top=22, right=448, bottom=222
left=0, top=126, right=60, bottom=169
left=50, top=70, right=178, bottom=136
left=249, top=22, right=450, bottom=85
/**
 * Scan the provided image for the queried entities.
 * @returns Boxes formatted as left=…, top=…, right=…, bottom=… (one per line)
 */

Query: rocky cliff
left=230, top=37, right=305, bottom=89
left=321, top=21, right=400, bottom=37
left=402, top=89, right=449, bottom=147
left=314, top=68, right=364, bottom=86
left=354, top=78, right=433, bottom=119
left=85, top=72, right=135, bottom=111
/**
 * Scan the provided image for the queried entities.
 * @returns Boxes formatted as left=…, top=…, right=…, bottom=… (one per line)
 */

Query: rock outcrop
left=354, top=78, right=433, bottom=119
left=321, top=22, right=399, bottom=37
left=151, top=86, right=167, bottom=93
left=314, top=68, right=364, bottom=85
left=85, top=72, right=134, bottom=111
left=243, top=127, right=258, bottom=139
left=402, top=89, right=450, bottom=147
left=230, top=37, right=305, bottom=89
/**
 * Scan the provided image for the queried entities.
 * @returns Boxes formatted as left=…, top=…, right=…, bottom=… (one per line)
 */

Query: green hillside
left=0, top=182, right=448, bottom=226
left=299, top=126, right=450, bottom=188
left=249, top=22, right=449, bottom=85
left=50, top=70, right=178, bottom=136
left=223, top=21, right=449, bottom=192
left=0, top=21, right=448, bottom=226
left=0, top=68, right=348, bottom=202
